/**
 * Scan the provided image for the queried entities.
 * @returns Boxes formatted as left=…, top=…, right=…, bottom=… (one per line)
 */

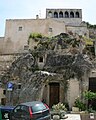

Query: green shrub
left=29, top=33, right=43, bottom=39
left=83, top=90, right=96, bottom=100
left=74, top=97, right=86, bottom=111
left=52, top=102, right=67, bottom=111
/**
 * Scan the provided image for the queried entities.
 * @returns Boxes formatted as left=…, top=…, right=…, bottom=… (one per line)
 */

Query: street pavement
left=51, top=114, right=81, bottom=120
left=64, top=114, right=81, bottom=120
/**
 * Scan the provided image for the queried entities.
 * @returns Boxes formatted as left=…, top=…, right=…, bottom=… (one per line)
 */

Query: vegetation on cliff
left=86, top=22, right=96, bottom=29
left=1, top=33, right=95, bottom=105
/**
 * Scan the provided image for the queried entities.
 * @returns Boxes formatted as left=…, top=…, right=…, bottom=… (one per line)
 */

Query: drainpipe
left=36, top=15, right=39, bottom=19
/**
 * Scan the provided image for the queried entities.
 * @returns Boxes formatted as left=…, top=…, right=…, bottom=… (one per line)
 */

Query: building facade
left=0, top=9, right=94, bottom=107
left=0, top=8, right=89, bottom=54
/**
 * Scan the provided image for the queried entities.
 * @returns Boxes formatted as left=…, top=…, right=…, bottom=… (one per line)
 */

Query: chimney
left=36, top=15, right=39, bottom=19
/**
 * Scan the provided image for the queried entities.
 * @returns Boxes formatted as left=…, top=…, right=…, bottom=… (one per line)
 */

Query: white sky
left=0, top=0, right=96, bottom=36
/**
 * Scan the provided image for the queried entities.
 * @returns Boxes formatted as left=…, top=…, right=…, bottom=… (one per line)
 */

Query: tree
left=83, top=90, right=96, bottom=110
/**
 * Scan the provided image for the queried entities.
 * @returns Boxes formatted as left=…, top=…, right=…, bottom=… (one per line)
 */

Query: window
left=24, top=45, right=29, bottom=50
left=3, top=90, right=6, bottom=95
left=84, top=33, right=87, bottom=36
left=14, top=105, right=21, bottom=112
left=32, top=103, right=46, bottom=112
left=49, top=28, right=52, bottom=32
left=18, top=83, right=21, bottom=89
left=39, top=57, right=43, bottom=62
left=18, top=26, right=22, bottom=31
left=21, top=105, right=29, bottom=113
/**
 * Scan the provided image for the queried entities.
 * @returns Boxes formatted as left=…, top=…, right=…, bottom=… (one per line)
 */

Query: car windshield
left=32, top=103, right=46, bottom=113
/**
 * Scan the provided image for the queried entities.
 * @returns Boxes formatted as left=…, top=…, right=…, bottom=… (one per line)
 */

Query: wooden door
left=89, top=77, right=96, bottom=110
left=49, top=83, right=60, bottom=107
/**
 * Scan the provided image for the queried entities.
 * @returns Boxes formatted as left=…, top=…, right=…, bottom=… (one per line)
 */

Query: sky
left=0, top=0, right=96, bottom=36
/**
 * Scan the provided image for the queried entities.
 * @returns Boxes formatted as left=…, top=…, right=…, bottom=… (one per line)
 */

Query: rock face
left=45, top=53, right=93, bottom=78
left=89, top=28, right=96, bottom=39
left=1, top=33, right=94, bottom=105
left=1, top=53, right=35, bottom=84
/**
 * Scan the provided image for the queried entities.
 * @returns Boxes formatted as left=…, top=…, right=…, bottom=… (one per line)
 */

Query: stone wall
left=89, top=28, right=96, bottom=39
left=66, top=25, right=89, bottom=38
left=0, top=37, right=4, bottom=54
left=67, top=78, right=80, bottom=109
left=52, top=18, right=82, bottom=26
left=0, top=88, right=6, bottom=104
left=81, top=113, right=96, bottom=120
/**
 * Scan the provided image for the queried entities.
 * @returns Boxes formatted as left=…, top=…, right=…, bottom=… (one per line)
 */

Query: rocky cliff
left=1, top=33, right=95, bottom=105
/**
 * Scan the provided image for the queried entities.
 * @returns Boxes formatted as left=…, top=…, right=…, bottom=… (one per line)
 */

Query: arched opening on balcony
left=75, top=12, right=79, bottom=18
left=70, top=12, right=74, bottom=18
left=54, top=12, right=58, bottom=18
left=65, top=11, right=69, bottom=18
left=59, top=11, right=63, bottom=18
left=48, top=11, right=52, bottom=18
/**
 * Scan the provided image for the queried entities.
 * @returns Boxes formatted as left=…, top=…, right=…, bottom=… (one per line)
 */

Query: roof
left=20, top=101, right=43, bottom=106
left=0, top=106, right=14, bottom=110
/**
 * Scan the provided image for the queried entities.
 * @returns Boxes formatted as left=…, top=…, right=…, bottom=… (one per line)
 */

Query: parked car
left=0, top=106, right=14, bottom=120
left=10, top=101, right=51, bottom=120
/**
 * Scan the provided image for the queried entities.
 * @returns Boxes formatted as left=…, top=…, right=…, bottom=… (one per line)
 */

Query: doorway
left=1, top=98, right=6, bottom=105
left=89, top=77, right=96, bottom=110
left=49, top=83, right=60, bottom=107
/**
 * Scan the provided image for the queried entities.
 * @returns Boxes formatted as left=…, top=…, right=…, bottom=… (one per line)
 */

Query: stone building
left=0, top=8, right=96, bottom=109
left=0, top=8, right=88, bottom=54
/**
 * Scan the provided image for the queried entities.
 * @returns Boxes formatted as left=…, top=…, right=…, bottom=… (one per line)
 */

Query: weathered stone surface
left=1, top=33, right=95, bottom=105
